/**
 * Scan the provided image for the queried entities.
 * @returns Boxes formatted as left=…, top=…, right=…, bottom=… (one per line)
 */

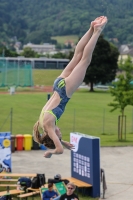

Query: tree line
left=0, top=0, right=133, bottom=46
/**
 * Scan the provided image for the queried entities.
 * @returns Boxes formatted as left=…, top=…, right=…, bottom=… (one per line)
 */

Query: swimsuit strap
left=44, top=110, right=58, bottom=125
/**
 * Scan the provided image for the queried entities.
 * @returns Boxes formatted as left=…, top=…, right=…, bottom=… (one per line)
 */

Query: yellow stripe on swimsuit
left=45, top=110, right=58, bottom=125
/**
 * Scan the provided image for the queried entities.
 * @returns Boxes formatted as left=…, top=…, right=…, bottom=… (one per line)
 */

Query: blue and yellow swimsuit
left=40, top=77, right=70, bottom=125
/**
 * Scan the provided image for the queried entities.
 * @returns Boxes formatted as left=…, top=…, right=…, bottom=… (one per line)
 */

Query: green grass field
left=51, top=35, right=79, bottom=45
left=33, top=69, right=62, bottom=86
left=0, top=69, right=133, bottom=146
left=0, top=89, right=133, bottom=146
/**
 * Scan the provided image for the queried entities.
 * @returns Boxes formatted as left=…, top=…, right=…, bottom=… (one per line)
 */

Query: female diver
left=33, top=16, right=108, bottom=158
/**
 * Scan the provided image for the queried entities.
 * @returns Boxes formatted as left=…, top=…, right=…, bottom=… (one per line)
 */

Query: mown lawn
left=51, top=35, right=79, bottom=45
left=33, top=69, right=62, bottom=86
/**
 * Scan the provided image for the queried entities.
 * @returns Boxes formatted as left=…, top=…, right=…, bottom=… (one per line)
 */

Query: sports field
left=33, top=69, right=62, bottom=86
left=51, top=35, right=79, bottom=45
left=0, top=89, right=133, bottom=146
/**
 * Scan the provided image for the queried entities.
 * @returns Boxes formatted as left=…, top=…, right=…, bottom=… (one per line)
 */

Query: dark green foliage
left=0, top=0, right=133, bottom=45
left=108, top=56, right=133, bottom=114
left=20, top=47, right=39, bottom=58
left=84, top=35, right=119, bottom=91
left=51, top=52, right=68, bottom=59
left=108, top=56, right=133, bottom=140
left=0, top=47, right=18, bottom=57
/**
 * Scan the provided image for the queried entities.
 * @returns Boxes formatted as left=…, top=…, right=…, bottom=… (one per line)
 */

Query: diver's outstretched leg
left=59, top=16, right=104, bottom=78
left=65, top=16, right=108, bottom=97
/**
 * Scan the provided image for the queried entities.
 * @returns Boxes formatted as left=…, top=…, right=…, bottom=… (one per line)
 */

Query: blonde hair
left=67, top=182, right=76, bottom=190
left=33, top=121, right=55, bottom=149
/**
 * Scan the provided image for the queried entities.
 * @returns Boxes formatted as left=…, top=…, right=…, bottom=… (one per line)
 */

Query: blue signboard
left=0, top=132, right=12, bottom=172
left=70, top=132, right=100, bottom=198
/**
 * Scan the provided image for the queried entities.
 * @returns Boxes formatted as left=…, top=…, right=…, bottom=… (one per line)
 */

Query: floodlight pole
left=17, top=60, right=19, bottom=86
left=5, top=59, right=7, bottom=85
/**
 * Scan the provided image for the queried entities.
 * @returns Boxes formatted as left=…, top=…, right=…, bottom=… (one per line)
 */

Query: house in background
left=23, top=42, right=56, bottom=54
left=119, top=44, right=133, bottom=60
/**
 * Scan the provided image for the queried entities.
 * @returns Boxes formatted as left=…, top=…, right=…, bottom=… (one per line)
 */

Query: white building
left=23, top=42, right=56, bottom=54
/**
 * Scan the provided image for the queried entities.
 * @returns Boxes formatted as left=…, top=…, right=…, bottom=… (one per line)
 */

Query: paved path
left=100, top=147, right=133, bottom=200
left=12, top=147, right=133, bottom=200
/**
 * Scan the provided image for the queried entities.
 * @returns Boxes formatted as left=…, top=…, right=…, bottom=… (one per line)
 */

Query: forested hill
left=0, top=0, right=133, bottom=46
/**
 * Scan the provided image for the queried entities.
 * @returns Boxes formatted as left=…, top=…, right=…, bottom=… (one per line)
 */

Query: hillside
left=0, top=0, right=133, bottom=46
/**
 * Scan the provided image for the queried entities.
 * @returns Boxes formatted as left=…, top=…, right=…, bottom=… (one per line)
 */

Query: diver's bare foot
left=91, top=16, right=104, bottom=29
left=94, top=16, right=108, bottom=33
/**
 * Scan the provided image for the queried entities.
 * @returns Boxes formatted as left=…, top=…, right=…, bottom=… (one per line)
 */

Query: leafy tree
left=24, top=30, right=53, bottom=44
left=20, top=47, right=38, bottom=58
left=84, top=35, right=119, bottom=91
left=0, top=47, right=18, bottom=57
left=56, top=43, right=62, bottom=50
left=108, top=56, right=133, bottom=140
left=51, top=52, right=67, bottom=59
left=67, top=51, right=74, bottom=60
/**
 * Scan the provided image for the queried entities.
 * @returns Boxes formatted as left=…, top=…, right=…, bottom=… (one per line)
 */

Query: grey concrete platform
left=12, top=147, right=133, bottom=200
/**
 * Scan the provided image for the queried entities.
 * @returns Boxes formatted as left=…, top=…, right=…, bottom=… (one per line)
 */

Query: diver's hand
left=61, top=140, right=75, bottom=150
left=44, top=151, right=52, bottom=158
